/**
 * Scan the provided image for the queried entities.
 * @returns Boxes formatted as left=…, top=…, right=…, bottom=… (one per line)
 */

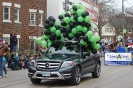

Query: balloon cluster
left=35, top=3, right=101, bottom=54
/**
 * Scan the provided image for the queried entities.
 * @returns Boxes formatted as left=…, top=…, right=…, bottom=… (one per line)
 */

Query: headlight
left=61, top=61, right=74, bottom=68
left=31, top=60, right=36, bottom=67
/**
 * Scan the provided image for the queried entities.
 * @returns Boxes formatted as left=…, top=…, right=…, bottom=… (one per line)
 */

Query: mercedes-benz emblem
left=45, top=62, right=49, bottom=67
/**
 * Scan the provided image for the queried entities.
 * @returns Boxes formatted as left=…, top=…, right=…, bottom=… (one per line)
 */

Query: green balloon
left=77, top=9, right=84, bottom=16
left=94, top=44, right=101, bottom=50
left=35, top=38, right=42, bottom=44
left=48, top=42, right=52, bottom=47
left=41, top=40, right=47, bottom=48
left=82, top=7, right=86, bottom=11
left=42, top=35, right=49, bottom=40
left=92, top=42, right=96, bottom=46
left=50, top=27, right=56, bottom=33
left=84, top=16, right=92, bottom=23
left=90, top=23, right=93, bottom=28
left=47, top=39, right=53, bottom=43
left=70, top=16, right=75, bottom=22
left=78, top=16, right=84, bottom=22
left=85, top=31, right=93, bottom=39
left=90, top=36, right=96, bottom=43
left=64, top=17, right=70, bottom=23
left=123, top=29, right=126, bottom=34
left=80, top=40, right=87, bottom=45
left=68, top=33, right=74, bottom=38
left=56, top=30, right=61, bottom=36
left=72, top=28, right=78, bottom=34
left=82, top=27, right=87, bottom=33
left=62, top=11, right=66, bottom=17
left=61, top=34, right=64, bottom=42
left=77, top=4, right=83, bottom=9
left=95, top=35, right=100, bottom=42
left=87, top=49, right=92, bottom=53
left=70, top=9, right=74, bottom=14
left=76, top=25, right=82, bottom=31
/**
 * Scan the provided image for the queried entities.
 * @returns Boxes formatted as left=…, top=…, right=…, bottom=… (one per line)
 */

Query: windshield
left=43, top=43, right=80, bottom=60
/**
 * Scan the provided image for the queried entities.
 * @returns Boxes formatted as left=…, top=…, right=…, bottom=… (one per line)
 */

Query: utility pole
left=122, top=0, right=125, bottom=42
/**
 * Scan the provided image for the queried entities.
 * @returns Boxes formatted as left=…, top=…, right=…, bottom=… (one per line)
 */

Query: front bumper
left=28, top=66, right=75, bottom=80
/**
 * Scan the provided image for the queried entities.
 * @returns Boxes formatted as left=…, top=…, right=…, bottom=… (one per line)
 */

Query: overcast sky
left=116, top=0, right=133, bottom=8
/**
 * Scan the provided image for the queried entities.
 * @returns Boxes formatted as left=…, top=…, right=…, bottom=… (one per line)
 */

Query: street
left=0, top=57, right=133, bottom=88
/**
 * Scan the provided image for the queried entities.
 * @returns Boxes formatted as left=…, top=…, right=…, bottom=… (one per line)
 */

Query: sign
left=105, top=53, right=132, bottom=65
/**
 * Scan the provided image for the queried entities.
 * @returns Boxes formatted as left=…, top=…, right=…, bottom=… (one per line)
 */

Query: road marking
left=70, top=66, right=131, bottom=88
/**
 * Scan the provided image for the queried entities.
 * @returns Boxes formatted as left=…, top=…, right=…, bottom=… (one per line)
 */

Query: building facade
left=101, top=23, right=116, bottom=43
left=0, top=0, right=47, bottom=50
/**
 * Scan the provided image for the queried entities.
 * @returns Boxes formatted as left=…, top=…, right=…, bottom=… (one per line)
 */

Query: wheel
left=30, top=79, right=41, bottom=84
left=70, top=66, right=81, bottom=85
left=92, top=63, right=101, bottom=78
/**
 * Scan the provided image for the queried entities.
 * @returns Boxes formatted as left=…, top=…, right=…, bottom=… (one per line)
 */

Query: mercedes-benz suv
left=28, top=41, right=101, bottom=85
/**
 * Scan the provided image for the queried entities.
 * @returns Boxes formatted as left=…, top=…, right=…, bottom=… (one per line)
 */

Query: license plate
left=42, top=72, right=50, bottom=76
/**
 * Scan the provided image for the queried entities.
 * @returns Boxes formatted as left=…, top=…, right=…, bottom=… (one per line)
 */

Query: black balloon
left=69, top=22, right=75, bottom=28
left=82, top=12, right=88, bottom=17
left=83, top=36, right=88, bottom=42
left=57, top=36, right=61, bottom=40
left=61, top=21, right=67, bottom=26
left=65, top=28, right=71, bottom=33
left=92, top=49, right=97, bottom=54
left=60, top=28, right=65, bottom=33
left=125, top=43, right=128, bottom=47
left=63, top=33, right=68, bottom=37
left=75, top=21, right=80, bottom=25
left=73, top=15, right=78, bottom=20
left=44, top=24, right=50, bottom=29
left=58, top=15, right=63, bottom=19
left=81, top=21, right=87, bottom=26
left=87, top=23, right=91, bottom=28
left=45, top=19, right=50, bottom=24
left=73, top=6, right=77, bottom=11
left=85, top=11, right=89, bottom=15
left=87, top=41, right=91, bottom=45
left=65, top=13, right=70, bottom=17
left=55, top=25, right=60, bottom=29
left=49, top=21, right=55, bottom=26
left=50, top=33, right=56, bottom=40
left=73, top=12, right=77, bottom=15
left=48, top=16, right=56, bottom=22
left=47, top=30, right=51, bottom=35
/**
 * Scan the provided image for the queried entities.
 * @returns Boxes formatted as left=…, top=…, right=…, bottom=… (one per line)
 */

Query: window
left=3, top=7, right=11, bottom=22
left=30, top=13, right=36, bottom=25
left=14, top=8, right=19, bottom=22
left=30, top=40, right=35, bottom=49
left=39, top=13, right=43, bottom=26
left=2, top=2, right=11, bottom=22
left=29, top=9, right=37, bottom=26
left=39, top=10, right=43, bottom=27
left=14, top=4, right=20, bottom=23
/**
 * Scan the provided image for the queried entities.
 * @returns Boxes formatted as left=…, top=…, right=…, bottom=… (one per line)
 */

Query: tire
left=92, top=63, right=101, bottom=78
left=70, top=66, right=81, bottom=85
left=30, top=79, right=41, bottom=84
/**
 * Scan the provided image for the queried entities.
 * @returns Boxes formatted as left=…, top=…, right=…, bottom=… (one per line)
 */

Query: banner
left=105, top=53, right=132, bottom=65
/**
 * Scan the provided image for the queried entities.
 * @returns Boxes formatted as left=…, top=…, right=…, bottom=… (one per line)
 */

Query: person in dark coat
left=10, top=34, right=15, bottom=53
left=13, top=33, right=18, bottom=52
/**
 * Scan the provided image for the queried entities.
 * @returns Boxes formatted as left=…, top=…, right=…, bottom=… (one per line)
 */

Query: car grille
left=37, top=61, right=61, bottom=70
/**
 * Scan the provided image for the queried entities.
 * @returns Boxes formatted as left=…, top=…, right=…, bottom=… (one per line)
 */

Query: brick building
left=0, top=0, right=47, bottom=50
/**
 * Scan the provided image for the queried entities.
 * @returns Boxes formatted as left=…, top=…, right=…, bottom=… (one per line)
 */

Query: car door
left=81, top=53, right=92, bottom=74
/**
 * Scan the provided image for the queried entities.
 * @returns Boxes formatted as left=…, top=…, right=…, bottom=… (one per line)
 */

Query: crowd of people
left=0, top=33, right=42, bottom=78
left=100, top=40, right=133, bottom=56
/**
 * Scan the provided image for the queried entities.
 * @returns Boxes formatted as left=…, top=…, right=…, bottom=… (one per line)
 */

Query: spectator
left=117, top=42, right=126, bottom=53
left=32, top=54, right=39, bottom=61
left=24, top=54, right=31, bottom=69
left=19, top=54, right=25, bottom=70
left=13, top=33, right=18, bottom=52
left=10, top=33, right=15, bottom=53
left=0, top=38, right=9, bottom=78
left=8, top=54, right=19, bottom=70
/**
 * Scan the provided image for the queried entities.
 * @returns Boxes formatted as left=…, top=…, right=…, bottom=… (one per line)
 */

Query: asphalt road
left=0, top=57, right=133, bottom=88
